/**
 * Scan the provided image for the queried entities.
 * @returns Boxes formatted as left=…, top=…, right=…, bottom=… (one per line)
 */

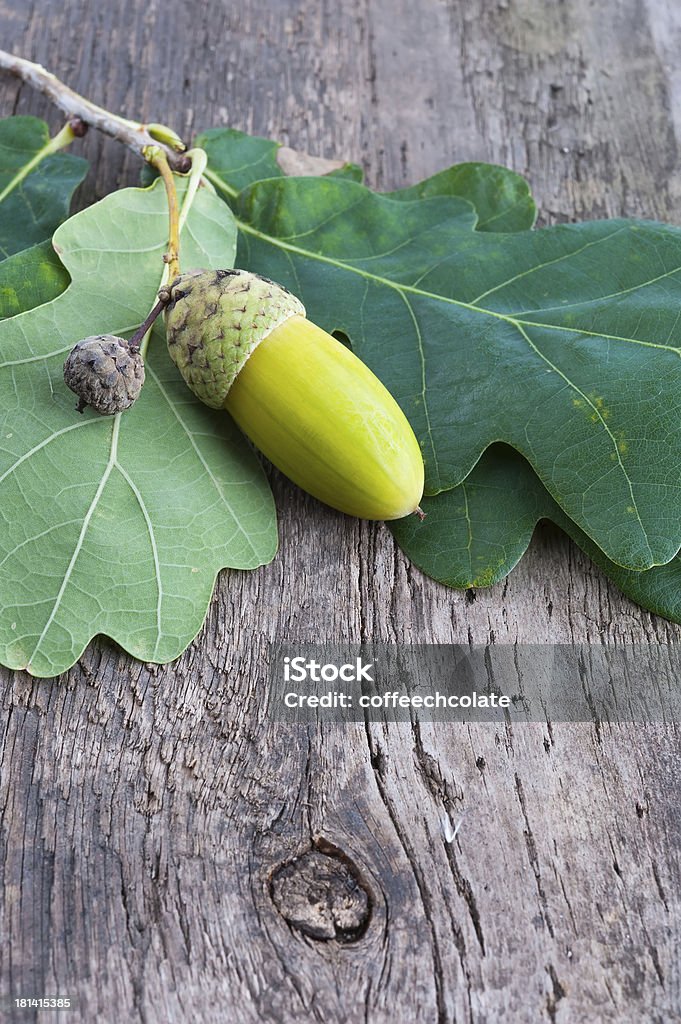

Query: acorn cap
left=164, top=269, right=305, bottom=409
left=63, top=334, right=145, bottom=415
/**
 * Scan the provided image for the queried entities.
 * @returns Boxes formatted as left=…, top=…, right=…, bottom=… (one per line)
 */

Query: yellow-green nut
left=164, top=269, right=424, bottom=520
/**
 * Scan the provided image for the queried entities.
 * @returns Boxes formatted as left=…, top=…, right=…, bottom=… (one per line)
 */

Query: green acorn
left=164, top=269, right=424, bottom=521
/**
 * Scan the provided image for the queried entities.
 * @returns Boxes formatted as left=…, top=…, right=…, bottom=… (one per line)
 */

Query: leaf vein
left=511, top=319, right=652, bottom=560
left=25, top=415, right=121, bottom=671
left=467, top=227, right=628, bottom=306
left=146, top=364, right=262, bottom=562
left=115, top=460, right=163, bottom=659
left=0, top=419, right=99, bottom=486
left=397, top=289, right=440, bottom=487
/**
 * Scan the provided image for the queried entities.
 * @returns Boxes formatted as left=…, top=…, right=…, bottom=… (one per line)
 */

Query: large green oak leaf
left=0, top=176, right=277, bottom=677
left=0, top=115, right=87, bottom=260
left=204, top=161, right=681, bottom=572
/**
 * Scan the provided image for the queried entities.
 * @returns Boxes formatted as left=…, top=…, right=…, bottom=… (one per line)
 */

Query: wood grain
left=0, top=0, right=680, bottom=1021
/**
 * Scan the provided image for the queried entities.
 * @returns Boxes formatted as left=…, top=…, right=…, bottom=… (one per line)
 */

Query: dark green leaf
left=390, top=446, right=547, bottom=588
left=204, top=158, right=681, bottom=571
left=0, top=240, right=68, bottom=320
left=391, top=446, right=681, bottom=626
left=0, top=116, right=87, bottom=260
left=382, top=160, right=681, bottom=622
left=200, top=128, right=533, bottom=230
left=389, top=162, right=536, bottom=232
left=570, top=513, right=681, bottom=624
left=197, top=127, right=362, bottom=193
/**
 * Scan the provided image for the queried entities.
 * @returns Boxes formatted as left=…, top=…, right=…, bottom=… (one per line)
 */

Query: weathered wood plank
left=0, top=0, right=680, bottom=1021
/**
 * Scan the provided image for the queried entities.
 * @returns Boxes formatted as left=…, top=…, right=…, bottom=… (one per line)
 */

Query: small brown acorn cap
left=63, top=334, right=145, bottom=415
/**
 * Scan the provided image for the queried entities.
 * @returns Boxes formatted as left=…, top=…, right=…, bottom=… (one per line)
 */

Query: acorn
left=164, top=269, right=424, bottom=520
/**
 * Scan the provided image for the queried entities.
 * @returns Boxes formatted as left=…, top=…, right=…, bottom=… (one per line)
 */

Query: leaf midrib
left=207, top=167, right=681, bottom=352
left=146, top=362, right=265, bottom=564
left=239, top=217, right=681, bottom=351
left=513, top=320, right=651, bottom=564
left=0, top=131, right=52, bottom=206
left=25, top=415, right=121, bottom=671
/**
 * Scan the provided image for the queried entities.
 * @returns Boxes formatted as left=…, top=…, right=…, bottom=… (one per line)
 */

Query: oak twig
left=0, top=49, right=190, bottom=171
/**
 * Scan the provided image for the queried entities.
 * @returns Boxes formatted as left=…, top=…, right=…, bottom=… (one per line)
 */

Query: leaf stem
left=146, top=147, right=181, bottom=282
left=0, top=49, right=190, bottom=171
left=134, top=151, right=207, bottom=359
left=0, top=119, right=82, bottom=205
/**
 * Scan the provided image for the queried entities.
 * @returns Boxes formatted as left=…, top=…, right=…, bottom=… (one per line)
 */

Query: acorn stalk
left=165, top=269, right=424, bottom=521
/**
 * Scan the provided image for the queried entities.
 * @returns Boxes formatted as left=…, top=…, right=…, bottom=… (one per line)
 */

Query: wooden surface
left=1, top=1, right=680, bottom=1021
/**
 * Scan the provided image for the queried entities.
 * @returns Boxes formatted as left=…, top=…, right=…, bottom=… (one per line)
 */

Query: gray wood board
left=0, top=1, right=679, bottom=1021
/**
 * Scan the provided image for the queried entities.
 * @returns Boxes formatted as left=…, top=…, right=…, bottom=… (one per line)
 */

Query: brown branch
left=0, top=49, right=190, bottom=171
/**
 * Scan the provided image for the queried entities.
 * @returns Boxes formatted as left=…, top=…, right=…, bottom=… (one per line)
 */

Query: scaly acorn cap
left=164, top=269, right=305, bottom=408
left=63, top=334, right=145, bottom=415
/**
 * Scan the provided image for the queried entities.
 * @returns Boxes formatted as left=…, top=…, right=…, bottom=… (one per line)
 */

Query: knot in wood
left=270, top=848, right=370, bottom=942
